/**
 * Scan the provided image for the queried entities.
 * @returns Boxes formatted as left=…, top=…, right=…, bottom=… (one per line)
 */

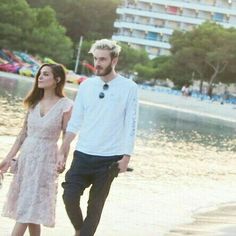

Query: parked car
left=66, top=70, right=88, bottom=84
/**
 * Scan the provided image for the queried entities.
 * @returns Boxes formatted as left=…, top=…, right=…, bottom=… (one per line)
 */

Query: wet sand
left=166, top=204, right=236, bottom=236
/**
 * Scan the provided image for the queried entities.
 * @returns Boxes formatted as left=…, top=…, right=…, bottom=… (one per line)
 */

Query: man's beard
left=96, top=63, right=113, bottom=76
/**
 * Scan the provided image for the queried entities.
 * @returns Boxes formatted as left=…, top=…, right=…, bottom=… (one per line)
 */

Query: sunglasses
left=99, top=83, right=109, bottom=99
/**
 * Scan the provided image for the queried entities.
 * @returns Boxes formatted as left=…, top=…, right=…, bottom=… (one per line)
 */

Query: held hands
left=117, top=155, right=130, bottom=173
left=56, top=153, right=66, bottom=174
left=0, top=158, right=11, bottom=187
left=0, top=171, right=3, bottom=189
left=0, top=158, right=11, bottom=173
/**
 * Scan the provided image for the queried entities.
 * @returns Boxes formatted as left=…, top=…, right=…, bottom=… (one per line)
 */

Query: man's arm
left=117, top=155, right=131, bottom=173
left=118, top=84, right=139, bottom=172
left=57, top=85, right=85, bottom=173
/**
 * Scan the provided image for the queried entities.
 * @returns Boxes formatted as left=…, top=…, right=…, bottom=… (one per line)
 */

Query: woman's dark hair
left=24, top=63, right=66, bottom=108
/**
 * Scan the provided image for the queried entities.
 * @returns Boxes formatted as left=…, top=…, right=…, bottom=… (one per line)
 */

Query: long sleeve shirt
left=66, top=75, right=138, bottom=156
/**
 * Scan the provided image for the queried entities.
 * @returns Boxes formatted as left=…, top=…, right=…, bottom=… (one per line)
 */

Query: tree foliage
left=0, top=0, right=35, bottom=50
left=117, top=44, right=149, bottom=74
left=169, top=22, right=236, bottom=94
left=27, top=0, right=121, bottom=42
left=0, top=0, right=73, bottom=64
left=28, top=6, right=73, bottom=63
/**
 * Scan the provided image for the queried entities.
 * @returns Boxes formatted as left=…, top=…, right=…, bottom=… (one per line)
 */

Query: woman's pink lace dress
left=2, top=97, right=73, bottom=227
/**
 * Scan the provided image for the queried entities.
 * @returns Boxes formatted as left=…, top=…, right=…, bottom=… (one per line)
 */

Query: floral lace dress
left=2, top=97, right=73, bottom=227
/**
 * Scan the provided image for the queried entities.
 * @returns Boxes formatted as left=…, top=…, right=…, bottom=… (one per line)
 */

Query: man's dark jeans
left=62, top=151, right=122, bottom=236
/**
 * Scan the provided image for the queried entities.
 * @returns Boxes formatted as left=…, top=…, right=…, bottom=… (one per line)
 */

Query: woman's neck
left=42, top=90, right=58, bottom=101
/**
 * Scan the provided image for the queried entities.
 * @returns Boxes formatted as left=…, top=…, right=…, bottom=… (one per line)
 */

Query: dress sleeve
left=63, top=98, right=73, bottom=113
left=61, top=98, right=73, bottom=132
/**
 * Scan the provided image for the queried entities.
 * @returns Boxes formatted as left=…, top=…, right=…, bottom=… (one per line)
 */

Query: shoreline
left=138, top=88, right=236, bottom=124
left=0, top=71, right=236, bottom=124
left=140, top=100, right=236, bottom=124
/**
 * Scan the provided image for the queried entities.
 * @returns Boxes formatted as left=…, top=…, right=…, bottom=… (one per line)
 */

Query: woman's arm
left=57, top=107, right=74, bottom=173
left=0, top=112, right=28, bottom=173
left=61, top=107, right=73, bottom=159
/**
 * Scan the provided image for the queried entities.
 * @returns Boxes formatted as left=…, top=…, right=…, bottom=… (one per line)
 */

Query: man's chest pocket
left=109, top=93, right=121, bottom=104
left=107, top=94, right=125, bottom=113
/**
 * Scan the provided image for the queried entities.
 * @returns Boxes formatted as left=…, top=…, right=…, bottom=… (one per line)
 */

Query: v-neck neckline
left=38, top=97, right=65, bottom=118
left=98, top=74, right=119, bottom=85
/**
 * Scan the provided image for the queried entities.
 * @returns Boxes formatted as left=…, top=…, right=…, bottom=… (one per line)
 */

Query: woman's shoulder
left=62, top=96, right=73, bottom=103
left=61, top=97, right=73, bottom=112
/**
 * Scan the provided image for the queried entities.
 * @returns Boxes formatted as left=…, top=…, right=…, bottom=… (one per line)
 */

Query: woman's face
left=37, top=66, right=57, bottom=89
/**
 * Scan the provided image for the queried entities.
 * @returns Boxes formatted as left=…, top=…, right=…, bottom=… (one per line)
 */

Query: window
left=204, top=0, right=215, bottom=5
left=166, top=6, right=179, bottom=15
left=212, top=12, right=224, bottom=22
left=147, top=32, right=160, bottom=41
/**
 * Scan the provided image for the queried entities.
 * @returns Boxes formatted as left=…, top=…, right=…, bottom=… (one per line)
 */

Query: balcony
left=117, top=7, right=204, bottom=25
left=116, top=7, right=235, bottom=28
left=138, top=0, right=236, bottom=15
left=112, top=34, right=171, bottom=49
left=114, top=21, right=173, bottom=35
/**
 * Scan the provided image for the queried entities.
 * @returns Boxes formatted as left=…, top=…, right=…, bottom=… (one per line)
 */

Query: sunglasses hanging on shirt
left=99, top=83, right=109, bottom=99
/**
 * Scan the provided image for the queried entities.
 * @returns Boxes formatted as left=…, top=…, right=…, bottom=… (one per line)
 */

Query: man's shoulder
left=117, top=74, right=138, bottom=88
left=79, top=76, right=97, bottom=88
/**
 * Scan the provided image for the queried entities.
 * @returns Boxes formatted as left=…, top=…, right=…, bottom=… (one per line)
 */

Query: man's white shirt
left=66, top=75, right=138, bottom=156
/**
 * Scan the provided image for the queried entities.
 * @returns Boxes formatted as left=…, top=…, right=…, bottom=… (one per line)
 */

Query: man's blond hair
left=89, top=39, right=121, bottom=58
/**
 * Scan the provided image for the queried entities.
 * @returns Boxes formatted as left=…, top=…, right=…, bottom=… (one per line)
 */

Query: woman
left=0, top=64, right=73, bottom=236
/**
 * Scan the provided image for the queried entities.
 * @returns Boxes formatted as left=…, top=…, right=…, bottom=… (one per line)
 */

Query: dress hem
left=1, top=213, right=55, bottom=228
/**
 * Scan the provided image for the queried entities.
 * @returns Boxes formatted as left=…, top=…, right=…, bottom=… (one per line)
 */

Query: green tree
left=133, top=64, right=156, bottom=82
left=0, top=0, right=73, bottom=64
left=151, top=56, right=172, bottom=79
left=170, top=22, right=236, bottom=95
left=27, top=0, right=121, bottom=42
left=0, top=0, right=35, bottom=50
left=28, top=6, right=73, bottom=64
left=117, top=43, right=149, bottom=74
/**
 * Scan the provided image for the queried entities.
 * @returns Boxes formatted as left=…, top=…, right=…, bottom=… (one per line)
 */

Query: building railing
left=114, top=20, right=173, bottom=35
left=112, top=34, right=171, bottom=48
left=117, top=7, right=235, bottom=26
left=138, top=0, right=235, bottom=14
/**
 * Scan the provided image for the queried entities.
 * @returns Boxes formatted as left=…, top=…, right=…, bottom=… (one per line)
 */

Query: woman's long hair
left=24, top=64, right=66, bottom=109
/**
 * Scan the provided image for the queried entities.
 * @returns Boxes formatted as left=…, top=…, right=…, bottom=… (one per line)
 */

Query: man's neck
left=100, top=71, right=117, bottom=83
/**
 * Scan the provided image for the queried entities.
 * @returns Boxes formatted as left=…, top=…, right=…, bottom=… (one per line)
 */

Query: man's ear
left=112, top=57, right=118, bottom=66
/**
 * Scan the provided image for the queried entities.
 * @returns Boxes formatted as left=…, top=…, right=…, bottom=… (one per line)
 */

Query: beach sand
left=1, top=171, right=236, bottom=236
left=0, top=78, right=236, bottom=235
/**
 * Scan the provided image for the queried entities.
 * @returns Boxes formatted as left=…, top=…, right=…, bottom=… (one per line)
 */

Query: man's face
left=93, top=49, right=115, bottom=76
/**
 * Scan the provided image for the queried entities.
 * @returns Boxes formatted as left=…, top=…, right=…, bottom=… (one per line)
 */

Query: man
left=57, top=39, right=138, bottom=236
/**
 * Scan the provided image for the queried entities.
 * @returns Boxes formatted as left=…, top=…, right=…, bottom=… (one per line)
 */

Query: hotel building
left=112, top=0, right=236, bottom=58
